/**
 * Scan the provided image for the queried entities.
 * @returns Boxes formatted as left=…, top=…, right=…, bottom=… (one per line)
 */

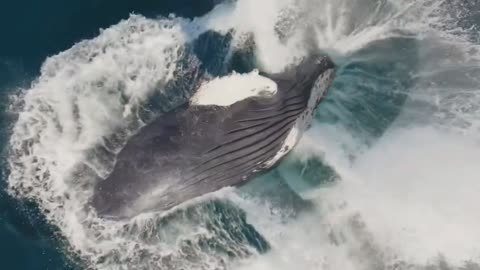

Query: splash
left=7, top=0, right=480, bottom=269
left=234, top=0, right=480, bottom=269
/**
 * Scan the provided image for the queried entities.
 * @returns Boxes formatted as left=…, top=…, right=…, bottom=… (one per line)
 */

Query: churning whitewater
left=7, top=0, right=480, bottom=269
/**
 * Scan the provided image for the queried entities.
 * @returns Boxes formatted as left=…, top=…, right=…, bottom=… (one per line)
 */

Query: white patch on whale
left=190, top=70, right=277, bottom=106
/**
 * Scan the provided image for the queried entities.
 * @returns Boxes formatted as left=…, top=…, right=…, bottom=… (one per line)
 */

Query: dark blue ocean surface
left=3, top=1, right=479, bottom=269
left=0, top=1, right=217, bottom=269
left=0, top=0, right=415, bottom=267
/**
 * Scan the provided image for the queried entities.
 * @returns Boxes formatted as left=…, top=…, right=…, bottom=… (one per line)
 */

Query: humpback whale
left=92, top=56, right=335, bottom=219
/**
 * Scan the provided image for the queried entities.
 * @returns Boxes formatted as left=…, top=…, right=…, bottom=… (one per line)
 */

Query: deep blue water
left=0, top=1, right=217, bottom=269
left=3, top=1, right=479, bottom=269
left=0, top=1, right=414, bottom=267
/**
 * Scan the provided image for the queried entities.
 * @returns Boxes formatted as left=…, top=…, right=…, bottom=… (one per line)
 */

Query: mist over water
left=5, top=0, right=480, bottom=269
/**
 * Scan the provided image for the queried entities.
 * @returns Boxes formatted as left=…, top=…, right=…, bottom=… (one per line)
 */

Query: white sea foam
left=8, top=15, right=200, bottom=268
left=232, top=1, right=480, bottom=269
left=7, top=0, right=480, bottom=269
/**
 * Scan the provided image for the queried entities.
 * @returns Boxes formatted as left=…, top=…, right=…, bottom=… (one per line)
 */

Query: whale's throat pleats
left=93, top=55, right=338, bottom=218
left=94, top=81, right=310, bottom=217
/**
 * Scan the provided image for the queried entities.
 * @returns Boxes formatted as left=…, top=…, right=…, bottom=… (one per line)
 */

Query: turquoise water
left=3, top=0, right=480, bottom=269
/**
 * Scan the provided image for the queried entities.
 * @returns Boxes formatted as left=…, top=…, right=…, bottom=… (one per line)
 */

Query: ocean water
left=2, top=0, right=480, bottom=269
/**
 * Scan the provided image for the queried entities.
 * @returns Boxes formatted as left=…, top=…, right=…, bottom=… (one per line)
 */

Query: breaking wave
left=7, top=0, right=480, bottom=269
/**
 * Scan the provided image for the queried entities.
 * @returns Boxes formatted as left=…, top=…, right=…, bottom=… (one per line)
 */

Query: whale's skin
left=92, top=56, right=335, bottom=218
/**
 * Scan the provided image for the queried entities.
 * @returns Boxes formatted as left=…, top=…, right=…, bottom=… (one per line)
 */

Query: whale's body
left=93, top=56, right=335, bottom=218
